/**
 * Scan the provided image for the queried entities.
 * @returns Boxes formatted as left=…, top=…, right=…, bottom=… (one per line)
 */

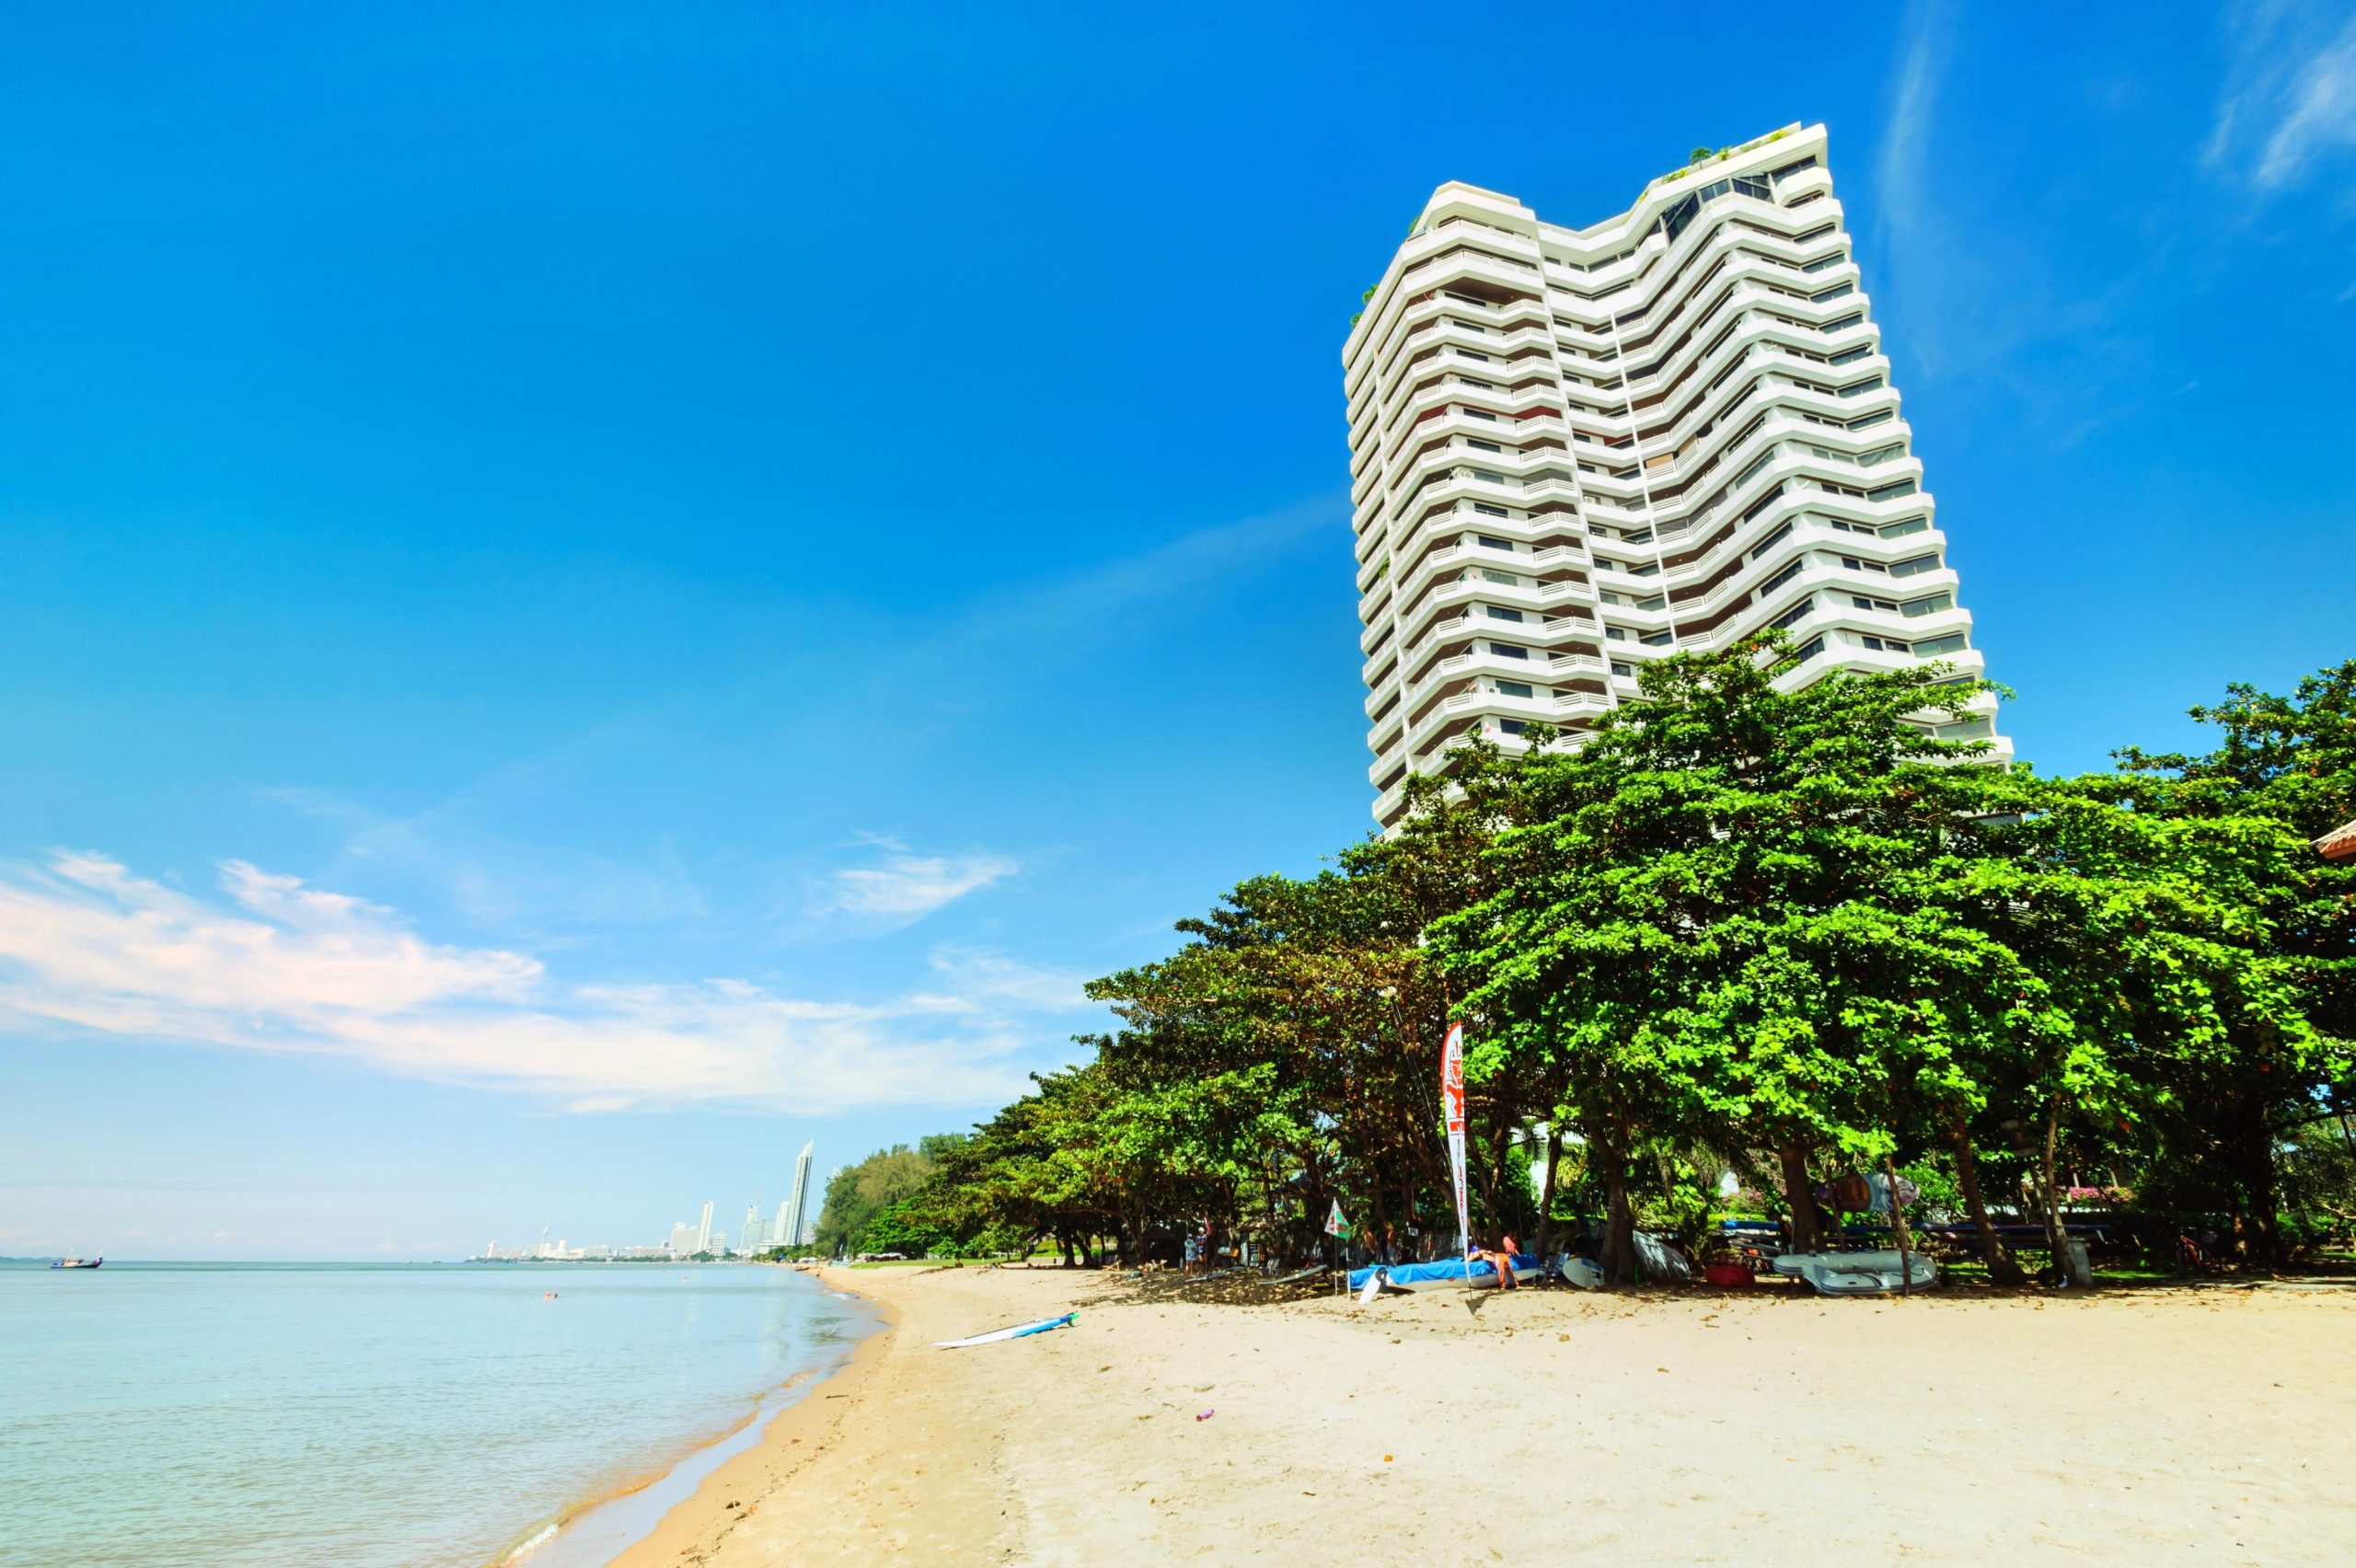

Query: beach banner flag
left=1441, top=1020, right=1470, bottom=1274
left=1324, top=1198, right=1351, bottom=1239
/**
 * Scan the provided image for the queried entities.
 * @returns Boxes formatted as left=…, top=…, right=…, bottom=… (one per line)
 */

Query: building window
left=1769, top=597, right=1812, bottom=629
left=1610, top=661, right=1634, bottom=676
left=1913, top=632, right=1967, bottom=656
left=1477, top=535, right=1514, bottom=551
left=1498, top=719, right=1529, bottom=736
left=1900, top=593, right=1953, bottom=618
left=1484, top=605, right=1525, bottom=621
left=1859, top=635, right=1909, bottom=652
left=1489, top=642, right=1529, bottom=659
left=1889, top=553, right=1941, bottom=578
left=1473, top=502, right=1509, bottom=517
left=1750, top=521, right=1794, bottom=560
left=1497, top=680, right=1533, bottom=698
left=1639, top=630, right=1672, bottom=646
left=1794, top=636, right=1826, bottom=660
left=1483, top=570, right=1520, bottom=585
left=1467, top=437, right=1502, bottom=452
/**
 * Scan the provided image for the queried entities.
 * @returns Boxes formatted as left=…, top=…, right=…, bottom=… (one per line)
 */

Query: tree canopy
left=893, top=644, right=2353, bottom=1279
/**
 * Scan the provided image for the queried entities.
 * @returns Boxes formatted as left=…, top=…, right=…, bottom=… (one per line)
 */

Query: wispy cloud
left=2207, top=2, right=2356, bottom=190
left=264, top=785, right=709, bottom=939
left=822, top=841, right=1021, bottom=925
left=0, top=851, right=1091, bottom=1114
left=1875, top=0, right=1951, bottom=240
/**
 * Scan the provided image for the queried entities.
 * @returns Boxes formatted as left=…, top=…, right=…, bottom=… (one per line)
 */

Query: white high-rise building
left=668, top=1221, right=697, bottom=1255
left=694, top=1201, right=714, bottom=1255
left=782, top=1142, right=814, bottom=1254
left=1343, top=123, right=2004, bottom=829
left=744, top=1202, right=764, bottom=1252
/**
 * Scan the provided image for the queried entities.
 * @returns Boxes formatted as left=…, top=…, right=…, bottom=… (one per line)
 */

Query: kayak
left=1347, top=1255, right=1540, bottom=1296
left=935, top=1311, right=1078, bottom=1348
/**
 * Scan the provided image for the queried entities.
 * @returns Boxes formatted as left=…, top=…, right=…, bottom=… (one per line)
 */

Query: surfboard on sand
left=934, top=1311, right=1078, bottom=1348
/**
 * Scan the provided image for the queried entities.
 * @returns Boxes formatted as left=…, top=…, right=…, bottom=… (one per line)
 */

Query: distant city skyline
left=475, top=1144, right=823, bottom=1261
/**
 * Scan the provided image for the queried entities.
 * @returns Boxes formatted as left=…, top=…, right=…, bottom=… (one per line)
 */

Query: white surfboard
left=934, top=1311, right=1078, bottom=1348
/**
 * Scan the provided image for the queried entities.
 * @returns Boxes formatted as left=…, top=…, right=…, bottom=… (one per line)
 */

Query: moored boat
left=1348, top=1254, right=1539, bottom=1295
left=51, top=1256, right=103, bottom=1270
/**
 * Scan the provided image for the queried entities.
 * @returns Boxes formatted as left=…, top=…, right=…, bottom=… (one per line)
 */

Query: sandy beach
left=612, top=1265, right=2356, bottom=1565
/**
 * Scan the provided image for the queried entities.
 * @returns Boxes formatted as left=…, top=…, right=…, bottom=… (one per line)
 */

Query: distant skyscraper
left=695, top=1201, right=714, bottom=1255
left=668, top=1221, right=696, bottom=1254
left=771, top=1197, right=792, bottom=1249
left=744, top=1202, right=764, bottom=1252
left=782, top=1142, right=814, bottom=1254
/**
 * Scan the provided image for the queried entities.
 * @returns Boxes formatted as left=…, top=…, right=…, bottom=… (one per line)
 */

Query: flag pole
left=1441, top=1021, right=1471, bottom=1281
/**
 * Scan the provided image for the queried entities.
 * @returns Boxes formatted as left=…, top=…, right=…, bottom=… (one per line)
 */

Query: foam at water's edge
left=499, top=1521, right=560, bottom=1563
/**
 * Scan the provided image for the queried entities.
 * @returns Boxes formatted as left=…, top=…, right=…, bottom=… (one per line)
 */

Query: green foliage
left=914, top=644, right=2354, bottom=1276
left=814, top=1143, right=942, bottom=1255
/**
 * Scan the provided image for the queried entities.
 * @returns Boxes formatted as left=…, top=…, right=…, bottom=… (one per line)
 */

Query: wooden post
left=1882, top=1152, right=1913, bottom=1297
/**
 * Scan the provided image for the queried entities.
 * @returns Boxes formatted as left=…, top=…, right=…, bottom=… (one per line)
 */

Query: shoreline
left=595, top=1267, right=898, bottom=1568
left=503, top=1267, right=891, bottom=1568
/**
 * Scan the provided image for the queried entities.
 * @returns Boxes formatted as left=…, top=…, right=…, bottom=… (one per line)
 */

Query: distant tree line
left=822, top=640, right=2354, bottom=1283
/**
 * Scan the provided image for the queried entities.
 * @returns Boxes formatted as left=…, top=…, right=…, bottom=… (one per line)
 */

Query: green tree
left=814, top=1143, right=941, bottom=1255
left=1433, top=637, right=2019, bottom=1282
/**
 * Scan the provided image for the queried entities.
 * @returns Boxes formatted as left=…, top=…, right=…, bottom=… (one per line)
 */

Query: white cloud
left=2208, top=3, right=2356, bottom=190
left=0, top=851, right=1091, bottom=1113
left=824, top=844, right=1020, bottom=924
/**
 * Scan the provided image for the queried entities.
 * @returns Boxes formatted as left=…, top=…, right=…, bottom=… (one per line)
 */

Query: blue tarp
left=1347, top=1254, right=1538, bottom=1292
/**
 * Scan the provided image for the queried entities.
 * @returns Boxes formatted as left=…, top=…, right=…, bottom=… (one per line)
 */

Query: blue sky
left=4, top=3, right=2352, bottom=1259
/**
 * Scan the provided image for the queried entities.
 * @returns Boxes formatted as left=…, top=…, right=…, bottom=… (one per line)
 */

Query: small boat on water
left=52, top=1256, right=102, bottom=1270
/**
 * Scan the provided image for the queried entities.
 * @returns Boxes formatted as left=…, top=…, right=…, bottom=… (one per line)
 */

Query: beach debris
left=1197, top=1409, right=1214, bottom=1421
left=934, top=1311, right=1079, bottom=1349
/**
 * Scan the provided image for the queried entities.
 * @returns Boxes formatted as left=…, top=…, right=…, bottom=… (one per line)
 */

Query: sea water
left=0, top=1261, right=875, bottom=1568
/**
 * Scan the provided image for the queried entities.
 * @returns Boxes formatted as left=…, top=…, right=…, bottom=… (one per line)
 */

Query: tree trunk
left=1600, top=1138, right=1636, bottom=1288
left=2038, top=1094, right=2069, bottom=1283
left=1882, top=1151, right=1914, bottom=1297
left=1777, top=1140, right=1819, bottom=1253
left=1534, top=1124, right=1564, bottom=1260
left=1949, top=1113, right=2027, bottom=1286
left=2231, top=1091, right=2283, bottom=1267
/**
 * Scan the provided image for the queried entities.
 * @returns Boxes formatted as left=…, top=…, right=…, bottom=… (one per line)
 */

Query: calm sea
left=0, top=1261, right=875, bottom=1568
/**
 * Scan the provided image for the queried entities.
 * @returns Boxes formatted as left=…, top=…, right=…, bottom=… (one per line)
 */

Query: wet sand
left=614, top=1264, right=2356, bottom=1565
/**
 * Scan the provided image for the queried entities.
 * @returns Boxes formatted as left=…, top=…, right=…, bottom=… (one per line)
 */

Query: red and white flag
left=1440, top=1021, right=1471, bottom=1273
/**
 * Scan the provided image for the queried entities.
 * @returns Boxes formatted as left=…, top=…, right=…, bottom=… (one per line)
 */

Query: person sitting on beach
left=1469, top=1231, right=1522, bottom=1290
